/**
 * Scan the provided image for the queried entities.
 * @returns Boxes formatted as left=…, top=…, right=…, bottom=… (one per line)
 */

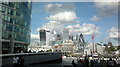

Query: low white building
left=28, top=42, right=53, bottom=52
left=52, top=40, right=77, bottom=53
left=84, top=43, right=105, bottom=55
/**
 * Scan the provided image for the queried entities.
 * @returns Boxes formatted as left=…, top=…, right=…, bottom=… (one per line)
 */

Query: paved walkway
left=2, top=57, right=120, bottom=67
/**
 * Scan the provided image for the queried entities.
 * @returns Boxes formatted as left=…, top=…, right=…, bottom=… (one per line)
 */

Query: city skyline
left=31, top=2, right=118, bottom=45
left=0, top=1, right=120, bottom=67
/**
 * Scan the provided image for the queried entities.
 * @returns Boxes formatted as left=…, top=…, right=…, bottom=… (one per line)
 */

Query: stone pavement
left=2, top=57, right=120, bottom=67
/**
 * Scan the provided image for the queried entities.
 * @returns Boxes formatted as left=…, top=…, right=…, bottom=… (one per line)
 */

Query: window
left=6, top=24, right=12, bottom=31
left=0, top=6, right=2, bottom=11
left=2, top=31, right=11, bottom=40
left=16, top=11, right=20, bottom=16
left=4, top=16, right=7, bottom=21
left=8, top=8, right=13, bottom=15
left=9, top=2, right=14, bottom=7
left=14, top=26, right=19, bottom=32
left=15, top=3, right=19, bottom=9
left=2, top=23, right=6, bottom=30
left=10, top=18, right=13, bottom=23
left=13, top=33, right=16, bottom=38
left=8, top=16, right=10, bottom=22
left=2, top=7, right=5, bottom=13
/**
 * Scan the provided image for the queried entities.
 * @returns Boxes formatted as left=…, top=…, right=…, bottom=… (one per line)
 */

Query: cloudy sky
left=31, top=2, right=119, bottom=45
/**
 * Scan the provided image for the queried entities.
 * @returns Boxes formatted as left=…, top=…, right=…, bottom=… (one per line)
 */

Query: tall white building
left=46, top=31, right=50, bottom=46
left=62, top=28, right=69, bottom=41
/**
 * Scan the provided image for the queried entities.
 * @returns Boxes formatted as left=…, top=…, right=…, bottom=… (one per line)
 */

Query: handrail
left=0, top=52, right=62, bottom=57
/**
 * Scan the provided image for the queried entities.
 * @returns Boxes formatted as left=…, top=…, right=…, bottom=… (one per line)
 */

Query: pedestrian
left=13, top=56, right=19, bottom=67
left=28, top=50, right=32, bottom=53
left=77, top=57, right=80, bottom=63
left=18, top=56, right=24, bottom=67
left=72, top=60, right=76, bottom=67
left=116, top=57, right=118, bottom=60
left=84, top=57, right=89, bottom=67
left=99, top=59, right=107, bottom=67
left=107, top=58, right=116, bottom=67
left=90, top=60, right=94, bottom=67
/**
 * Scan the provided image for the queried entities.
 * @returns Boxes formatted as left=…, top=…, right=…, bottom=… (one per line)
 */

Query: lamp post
left=91, top=34, right=96, bottom=55
left=92, top=36, right=95, bottom=54
left=115, top=50, right=119, bottom=60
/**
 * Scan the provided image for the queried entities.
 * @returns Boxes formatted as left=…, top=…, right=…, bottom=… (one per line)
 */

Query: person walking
left=18, top=56, right=24, bottom=67
left=107, top=58, right=116, bottom=67
left=84, top=57, right=89, bottom=67
left=90, top=60, right=94, bottom=67
left=72, top=60, right=76, bottom=67
left=13, top=56, right=19, bottom=67
left=99, top=59, right=107, bottom=67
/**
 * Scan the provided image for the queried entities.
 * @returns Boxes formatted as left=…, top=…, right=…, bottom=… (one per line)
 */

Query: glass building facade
left=0, top=2, right=32, bottom=54
left=39, top=29, right=46, bottom=46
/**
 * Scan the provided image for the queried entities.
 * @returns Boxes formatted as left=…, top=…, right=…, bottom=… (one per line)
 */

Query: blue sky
left=31, top=2, right=118, bottom=45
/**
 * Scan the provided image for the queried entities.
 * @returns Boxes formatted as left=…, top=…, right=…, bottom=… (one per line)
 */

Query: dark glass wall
left=0, top=2, right=32, bottom=53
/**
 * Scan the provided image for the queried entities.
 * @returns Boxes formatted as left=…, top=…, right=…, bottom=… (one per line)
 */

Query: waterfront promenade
left=28, top=57, right=120, bottom=67
left=2, top=57, right=120, bottom=67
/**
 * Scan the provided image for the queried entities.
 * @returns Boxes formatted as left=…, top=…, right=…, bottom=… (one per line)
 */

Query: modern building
left=52, top=40, right=77, bottom=56
left=69, top=35, right=73, bottom=41
left=0, top=2, right=32, bottom=54
left=76, top=34, right=86, bottom=53
left=62, top=28, right=69, bottom=41
left=39, top=29, right=46, bottom=46
left=56, top=35, right=61, bottom=40
left=39, top=29, right=50, bottom=46
left=84, top=43, right=105, bottom=55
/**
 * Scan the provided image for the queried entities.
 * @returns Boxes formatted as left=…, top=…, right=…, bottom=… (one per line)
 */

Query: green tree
left=109, top=46, right=115, bottom=51
left=104, top=46, right=111, bottom=53
left=117, top=46, right=120, bottom=50
left=104, top=46, right=115, bottom=54
left=46, top=49, right=52, bottom=52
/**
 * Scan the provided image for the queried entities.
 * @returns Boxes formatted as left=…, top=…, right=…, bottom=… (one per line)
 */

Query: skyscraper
left=0, top=2, right=32, bottom=54
left=69, top=35, right=73, bottom=41
left=39, top=29, right=50, bottom=46
left=39, top=29, right=46, bottom=46
left=63, top=28, right=69, bottom=41
left=56, top=35, right=61, bottom=40
left=79, top=33, right=86, bottom=53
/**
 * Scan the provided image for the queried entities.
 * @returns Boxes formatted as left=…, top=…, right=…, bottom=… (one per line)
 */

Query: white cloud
left=90, top=1, right=118, bottom=21
left=37, top=22, right=100, bottom=41
left=31, top=33, right=39, bottom=40
left=40, top=22, right=99, bottom=38
left=44, top=3, right=79, bottom=23
left=46, top=11, right=78, bottom=23
left=90, top=15, right=101, bottom=21
left=94, top=1, right=118, bottom=17
left=108, top=27, right=119, bottom=39
left=94, top=0, right=119, bottom=2
left=41, top=21, right=64, bottom=34
left=66, top=23, right=100, bottom=36
left=44, top=3, right=75, bottom=14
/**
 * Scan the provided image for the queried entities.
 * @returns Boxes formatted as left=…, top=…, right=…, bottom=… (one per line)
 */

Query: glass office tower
left=39, top=29, right=46, bottom=46
left=0, top=2, right=32, bottom=54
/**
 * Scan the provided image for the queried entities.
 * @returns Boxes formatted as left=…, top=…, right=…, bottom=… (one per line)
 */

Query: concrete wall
left=0, top=52, right=62, bottom=66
